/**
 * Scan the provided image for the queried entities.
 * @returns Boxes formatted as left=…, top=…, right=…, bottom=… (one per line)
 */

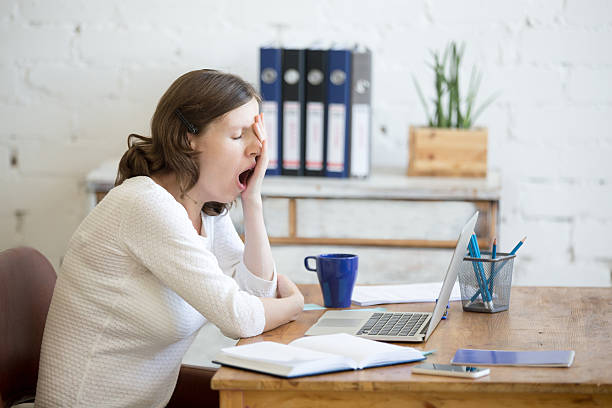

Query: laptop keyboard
left=356, top=312, right=429, bottom=337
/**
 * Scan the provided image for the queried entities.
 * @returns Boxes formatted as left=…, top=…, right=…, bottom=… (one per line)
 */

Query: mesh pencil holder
left=458, top=252, right=515, bottom=313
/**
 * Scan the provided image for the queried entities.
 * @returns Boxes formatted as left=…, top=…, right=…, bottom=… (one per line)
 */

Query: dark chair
left=0, top=246, right=218, bottom=408
left=166, top=365, right=219, bottom=408
left=0, top=247, right=56, bottom=408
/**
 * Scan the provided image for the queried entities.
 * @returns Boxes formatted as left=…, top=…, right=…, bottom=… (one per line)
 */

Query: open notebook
left=212, top=333, right=425, bottom=378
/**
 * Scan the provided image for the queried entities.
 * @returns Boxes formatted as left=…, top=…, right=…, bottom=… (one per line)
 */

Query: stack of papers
left=351, top=282, right=461, bottom=306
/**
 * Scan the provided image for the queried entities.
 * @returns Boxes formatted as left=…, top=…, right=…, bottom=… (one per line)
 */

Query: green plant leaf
left=465, top=68, right=482, bottom=124
left=412, top=74, right=432, bottom=126
left=471, top=91, right=501, bottom=125
left=414, top=41, right=498, bottom=129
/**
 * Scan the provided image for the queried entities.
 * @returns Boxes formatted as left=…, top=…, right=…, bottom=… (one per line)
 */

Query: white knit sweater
left=35, top=176, right=277, bottom=408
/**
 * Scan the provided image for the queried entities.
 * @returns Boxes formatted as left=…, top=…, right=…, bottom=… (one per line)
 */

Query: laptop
left=305, top=211, right=478, bottom=342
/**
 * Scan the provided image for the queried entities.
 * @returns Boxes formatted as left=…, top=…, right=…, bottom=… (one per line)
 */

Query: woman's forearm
left=242, top=197, right=275, bottom=281
left=260, top=295, right=303, bottom=331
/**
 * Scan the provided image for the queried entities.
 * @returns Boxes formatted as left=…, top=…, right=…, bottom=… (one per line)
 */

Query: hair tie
left=175, top=109, right=199, bottom=134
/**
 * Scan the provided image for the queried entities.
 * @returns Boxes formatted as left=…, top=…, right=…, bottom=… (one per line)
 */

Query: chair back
left=0, top=247, right=56, bottom=407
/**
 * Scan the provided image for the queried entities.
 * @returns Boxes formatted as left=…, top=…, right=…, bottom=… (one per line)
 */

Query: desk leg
left=219, top=390, right=243, bottom=408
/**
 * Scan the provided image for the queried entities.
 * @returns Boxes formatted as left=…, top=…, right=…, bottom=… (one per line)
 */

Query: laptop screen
left=424, top=211, right=478, bottom=341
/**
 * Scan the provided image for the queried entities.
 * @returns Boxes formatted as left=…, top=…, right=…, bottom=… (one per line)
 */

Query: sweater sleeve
left=212, top=212, right=277, bottom=298
left=119, top=190, right=265, bottom=339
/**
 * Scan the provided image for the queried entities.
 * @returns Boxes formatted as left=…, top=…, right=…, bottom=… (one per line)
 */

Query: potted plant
left=408, top=42, right=498, bottom=178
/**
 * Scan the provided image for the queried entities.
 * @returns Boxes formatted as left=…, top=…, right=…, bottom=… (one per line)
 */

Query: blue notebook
left=451, top=349, right=575, bottom=367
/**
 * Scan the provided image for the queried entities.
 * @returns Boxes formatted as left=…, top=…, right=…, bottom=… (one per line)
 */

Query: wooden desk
left=211, top=285, right=612, bottom=407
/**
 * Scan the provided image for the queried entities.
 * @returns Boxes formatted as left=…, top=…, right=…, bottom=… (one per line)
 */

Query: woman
left=36, top=69, right=304, bottom=407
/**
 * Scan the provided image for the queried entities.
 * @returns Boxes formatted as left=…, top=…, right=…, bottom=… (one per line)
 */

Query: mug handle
left=304, top=256, right=317, bottom=272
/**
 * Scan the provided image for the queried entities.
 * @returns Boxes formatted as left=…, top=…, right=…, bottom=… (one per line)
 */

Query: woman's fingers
left=245, top=139, right=268, bottom=195
left=253, top=113, right=266, bottom=144
left=255, top=139, right=268, bottom=173
left=241, top=114, right=269, bottom=200
left=258, top=113, right=265, bottom=140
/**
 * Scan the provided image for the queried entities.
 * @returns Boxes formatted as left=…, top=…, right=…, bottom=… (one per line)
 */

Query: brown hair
left=116, top=69, right=260, bottom=215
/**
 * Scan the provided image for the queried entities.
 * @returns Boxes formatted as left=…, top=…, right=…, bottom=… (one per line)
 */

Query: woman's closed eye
left=232, top=127, right=255, bottom=140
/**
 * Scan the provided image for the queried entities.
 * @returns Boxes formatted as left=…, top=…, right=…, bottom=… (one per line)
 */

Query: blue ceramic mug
left=304, top=253, right=358, bottom=308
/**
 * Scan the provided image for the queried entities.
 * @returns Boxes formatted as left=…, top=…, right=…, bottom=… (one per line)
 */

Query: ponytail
left=114, top=132, right=227, bottom=216
left=115, top=134, right=157, bottom=187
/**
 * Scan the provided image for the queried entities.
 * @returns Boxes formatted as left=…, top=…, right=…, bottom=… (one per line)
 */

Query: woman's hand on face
left=241, top=113, right=269, bottom=203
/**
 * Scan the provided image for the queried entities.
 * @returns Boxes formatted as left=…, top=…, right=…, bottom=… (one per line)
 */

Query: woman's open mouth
left=238, top=168, right=254, bottom=190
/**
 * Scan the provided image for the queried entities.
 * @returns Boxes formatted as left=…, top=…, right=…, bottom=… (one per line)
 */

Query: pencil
left=491, top=237, right=497, bottom=259
left=469, top=235, right=492, bottom=308
left=470, top=237, right=499, bottom=304
left=488, top=236, right=527, bottom=291
left=510, top=236, right=527, bottom=255
left=488, top=238, right=497, bottom=294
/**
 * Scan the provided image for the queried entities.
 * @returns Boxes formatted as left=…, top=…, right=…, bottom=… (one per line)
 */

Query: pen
left=422, top=350, right=436, bottom=356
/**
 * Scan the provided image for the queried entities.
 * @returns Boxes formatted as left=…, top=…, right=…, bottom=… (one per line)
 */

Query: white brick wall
left=1, top=0, right=610, bottom=286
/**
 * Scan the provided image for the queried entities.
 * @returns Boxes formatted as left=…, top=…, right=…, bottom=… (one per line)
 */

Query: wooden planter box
left=407, top=126, right=488, bottom=178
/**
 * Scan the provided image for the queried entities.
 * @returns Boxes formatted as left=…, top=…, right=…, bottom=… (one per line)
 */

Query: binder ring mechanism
left=435, top=298, right=450, bottom=320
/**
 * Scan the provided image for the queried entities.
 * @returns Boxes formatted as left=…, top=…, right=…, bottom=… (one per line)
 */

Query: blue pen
left=468, top=236, right=491, bottom=308
left=435, top=298, right=450, bottom=320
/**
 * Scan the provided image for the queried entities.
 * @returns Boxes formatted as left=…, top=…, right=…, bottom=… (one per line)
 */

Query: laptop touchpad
left=317, top=319, right=363, bottom=327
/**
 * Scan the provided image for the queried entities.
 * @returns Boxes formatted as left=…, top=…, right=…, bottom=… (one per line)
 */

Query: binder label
left=262, top=101, right=279, bottom=169
left=283, top=101, right=301, bottom=170
left=306, top=102, right=324, bottom=170
left=327, top=103, right=346, bottom=172
left=350, top=104, right=370, bottom=177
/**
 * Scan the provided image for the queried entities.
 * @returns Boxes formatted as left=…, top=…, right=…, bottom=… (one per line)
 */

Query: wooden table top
left=211, top=285, right=612, bottom=394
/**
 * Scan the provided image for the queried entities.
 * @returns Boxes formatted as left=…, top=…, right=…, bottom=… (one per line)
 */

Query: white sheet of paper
left=351, top=282, right=461, bottom=306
